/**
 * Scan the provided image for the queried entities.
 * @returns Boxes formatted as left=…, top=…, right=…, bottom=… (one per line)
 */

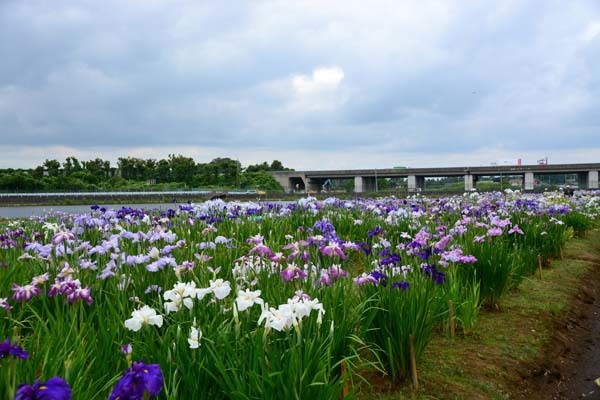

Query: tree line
left=0, top=155, right=292, bottom=192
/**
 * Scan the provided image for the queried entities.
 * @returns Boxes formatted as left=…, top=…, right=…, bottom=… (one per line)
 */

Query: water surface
left=0, top=203, right=178, bottom=219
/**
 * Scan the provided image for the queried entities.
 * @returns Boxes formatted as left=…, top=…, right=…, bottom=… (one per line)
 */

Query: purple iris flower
left=367, top=226, right=385, bottom=238
left=65, top=286, right=93, bottom=305
left=280, top=264, right=307, bottom=282
left=109, top=360, right=163, bottom=400
left=392, top=281, right=410, bottom=291
left=434, top=235, right=453, bottom=250
left=14, top=376, right=72, bottom=400
left=320, top=270, right=332, bottom=286
left=0, top=338, right=28, bottom=360
left=249, top=243, right=273, bottom=258
left=369, top=270, right=388, bottom=286
left=313, top=218, right=340, bottom=241
left=380, top=251, right=401, bottom=267
left=358, top=241, right=372, bottom=256
left=417, top=248, right=432, bottom=260
left=328, top=265, right=347, bottom=279
left=11, top=284, right=41, bottom=302
left=320, top=242, right=346, bottom=259
left=51, top=231, right=75, bottom=246
left=422, top=264, right=446, bottom=285
left=486, top=227, right=503, bottom=237
left=0, top=297, right=11, bottom=312
left=144, top=285, right=162, bottom=294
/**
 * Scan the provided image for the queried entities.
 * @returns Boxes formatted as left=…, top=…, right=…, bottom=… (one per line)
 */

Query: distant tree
left=46, top=175, right=91, bottom=191
left=156, top=159, right=171, bottom=183
left=168, top=154, right=196, bottom=185
left=42, top=159, right=61, bottom=177
left=117, top=157, right=133, bottom=180
left=83, top=158, right=108, bottom=178
left=132, top=158, right=149, bottom=180
left=0, top=172, right=44, bottom=191
left=240, top=171, right=283, bottom=191
left=63, top=157, right=82, bottom=175
left=210, top=158, right=241, bottom=187
left=118, top=157, right=147, bottom=180
left=246, top=160, right=293, bottom=173
left=245, top=162, right=270, bottom=173
left=0, top=155, right=295, bottom=191
left=144, top=159, right=157, bottom=180
left=103, top=160, right=111, bottom=177
left=32, top=165, right=45, bottom=179
left=270, top=160, right=290, bottom=171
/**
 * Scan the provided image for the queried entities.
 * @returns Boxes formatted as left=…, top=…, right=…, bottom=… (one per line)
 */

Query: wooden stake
left=538, top=254, right=543, bottom=279
left=341, top=360, right=349, bottom=397
left=448, top=300, right=456, bottom=338
left=409, top=334, right=419, bottom=391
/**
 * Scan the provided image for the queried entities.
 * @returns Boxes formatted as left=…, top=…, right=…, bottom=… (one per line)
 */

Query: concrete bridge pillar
left=354, top=176, right=377, bottom=193
left=464, top=174, right=474, bottom=191
left=354, top=176, right=364, bottom=193
left=408, top=175, right=425, bottom=192
left=524, top=172, right=535, bottom=191
left=589, top=171, right=599, bottom=189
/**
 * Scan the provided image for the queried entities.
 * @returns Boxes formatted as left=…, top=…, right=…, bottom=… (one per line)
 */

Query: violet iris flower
left=392, top=281, right=410, bottom=291
left=14, top=376, right=72, bottom=400
left=369, top=270, right=388, bottom=286
left=11, top=284, right=41, bottom=302
left=320, top=242, right=346, bottom=259
left=0, top=338, right=28, bottom=360
left=422, top=264, right=446, bottom=285
left=109, top=360, right=163, bottom=400
left=367, top=226, right=385, bottom=238
left=249, top=243, right=273, bottom=257
left=280, top=263, right=307, bottom=282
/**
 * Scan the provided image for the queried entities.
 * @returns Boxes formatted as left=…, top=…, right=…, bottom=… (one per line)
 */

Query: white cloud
left=580, top=21, right=600, bottom=43
left=292, top=67, right=345, bottom=95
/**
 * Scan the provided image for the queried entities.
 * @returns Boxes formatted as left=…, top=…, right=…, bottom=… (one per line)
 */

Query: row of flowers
left=0, top=190, right=598, bottom=398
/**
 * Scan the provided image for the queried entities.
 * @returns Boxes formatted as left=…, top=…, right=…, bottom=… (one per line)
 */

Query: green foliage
left=362, top=270, right=440, bottom=382
left=0, top=157, right=292, bottom=192
left=240, top=172, right=283, bottom=191
left=562, top=212, right=594, bottom=236
left=246, top=160, right=293, bottom=173
left=460, top=240, right=519, bottom=307
left=0, top=171, right=45, bottom=191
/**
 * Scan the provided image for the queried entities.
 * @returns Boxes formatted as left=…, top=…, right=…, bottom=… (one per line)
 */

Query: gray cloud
left=1, top=0, right=599, bottom=169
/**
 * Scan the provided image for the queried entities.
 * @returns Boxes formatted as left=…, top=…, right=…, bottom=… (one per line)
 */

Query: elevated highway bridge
left=269, top=163, right=600, bottom=193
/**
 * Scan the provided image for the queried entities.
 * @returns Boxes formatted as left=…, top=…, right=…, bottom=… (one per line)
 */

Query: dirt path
left=513, top=253, right=600, bottom=399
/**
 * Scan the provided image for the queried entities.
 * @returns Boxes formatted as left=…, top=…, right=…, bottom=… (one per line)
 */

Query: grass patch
left=358, top=227, right=600, bottom=399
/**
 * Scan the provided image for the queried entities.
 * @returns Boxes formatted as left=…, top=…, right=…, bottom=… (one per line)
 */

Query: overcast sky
left=1, top=0, right=599, bottom=170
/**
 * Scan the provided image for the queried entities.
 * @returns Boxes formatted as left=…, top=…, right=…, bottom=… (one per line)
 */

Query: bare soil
left=512, top=254, right=600, bottom=399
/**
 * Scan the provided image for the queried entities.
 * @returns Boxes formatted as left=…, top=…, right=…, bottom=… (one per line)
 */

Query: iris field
left=1, top=190, right=599, bottom=399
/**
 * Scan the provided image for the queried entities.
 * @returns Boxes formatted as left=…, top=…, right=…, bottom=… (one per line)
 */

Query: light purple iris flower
left=320, top=242, right=346, bottom=259
left=280, top=263, right=307, bottom=282
left=11, top=284, right=41, bottom=302
left=486, top=227, right=503, bottom=237
left=52, top=231, right=75, bottom=246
